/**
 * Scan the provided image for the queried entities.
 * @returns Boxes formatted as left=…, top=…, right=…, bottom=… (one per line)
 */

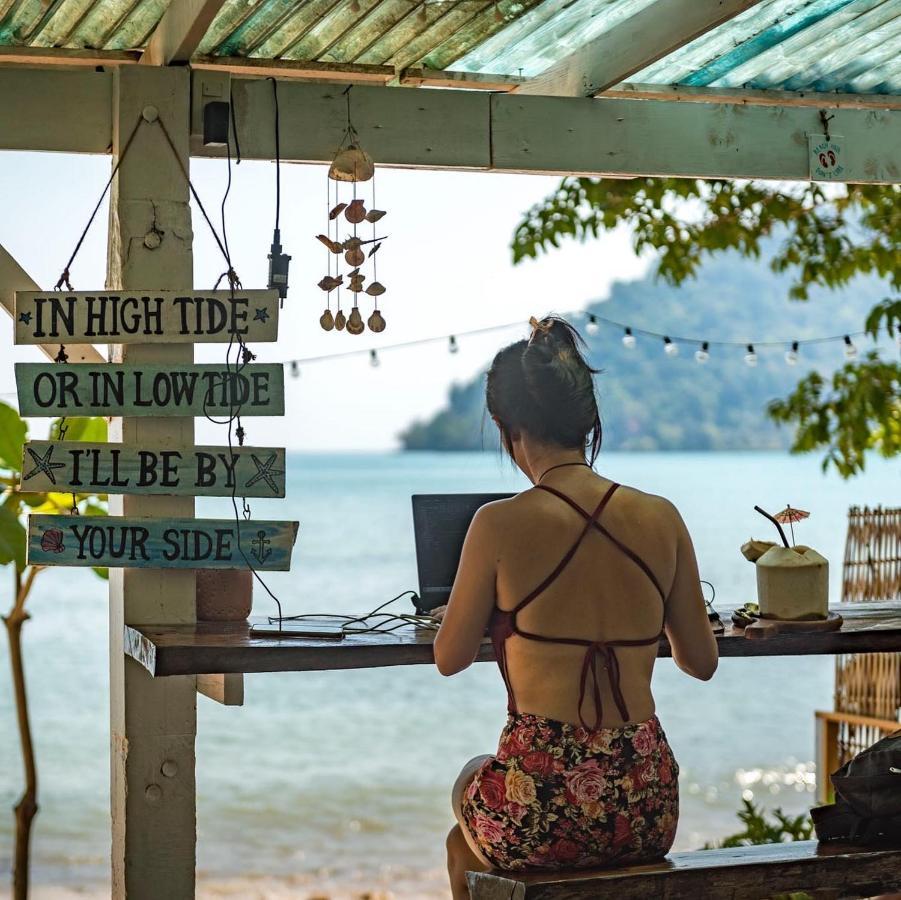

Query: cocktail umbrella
left=774, top=505, right=810, bottom=545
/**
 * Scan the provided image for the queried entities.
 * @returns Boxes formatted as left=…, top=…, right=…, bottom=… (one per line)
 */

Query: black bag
left=812, top=729, right=901, bottom=844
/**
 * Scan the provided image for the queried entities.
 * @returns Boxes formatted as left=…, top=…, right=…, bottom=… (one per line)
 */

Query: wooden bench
left=466, top=841, right=901, bottom=899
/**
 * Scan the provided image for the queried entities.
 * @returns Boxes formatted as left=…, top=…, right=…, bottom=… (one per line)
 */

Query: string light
left=369, top=348, right=380, bottom=368
left=695, top=341, right=710, bottom=364
left=622, top=327, right=636, bottom=349
left=663, top=336, right=678, bottom=357
left=290, top=360, right=300, bottom=378
left=785, top=341, right=799, bottom=366
left=744, top=344, right=758, bottom=367
left=586, top=314, right=600, bottom=336
left=448, top=335, right=459, bottom=354
left=843, top=335, right=858, bottom=360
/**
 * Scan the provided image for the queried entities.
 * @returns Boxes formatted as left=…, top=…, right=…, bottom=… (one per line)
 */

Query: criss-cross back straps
left=513, top=482, right=620, bottom=614
left=533, top=483, right=666, bottom=601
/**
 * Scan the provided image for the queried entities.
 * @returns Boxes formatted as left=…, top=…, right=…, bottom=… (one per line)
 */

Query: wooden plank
left=602, top=82, right=901, bottom=111
left=14, top=290, right=280, bottom=345
left=0, top=68, right=112, bottom=154
left=125, top=602, right=901, bottom=677
left=15, top=363, right=285, bottom=418
left=467, top=841, right=901, bottom=900
left=196, top=673, right=244, bottom=706
left=27, top=515, right=299, bottom=571
left=489, top=94, right=901, bottom=183
left=516, top=0, right=764, bottom=97
left=19, top=442, right=287, bottom=498
left=0, top=46, right=140, bottom=67
left=193, top=76, right=901, bottom=183
left=192, top=55, right=395, bottom=84
left=0, top=245, right=104, bottom=364
left=399, top=68, right=523, bottom=91
left=142, top=0, right=229, bottom=67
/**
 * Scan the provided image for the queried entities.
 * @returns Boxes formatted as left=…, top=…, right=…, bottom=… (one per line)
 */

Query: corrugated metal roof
left=0, top=0, right=898, bottom=95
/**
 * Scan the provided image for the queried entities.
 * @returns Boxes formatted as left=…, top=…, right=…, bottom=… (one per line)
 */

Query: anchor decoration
left=316, top=89, right=387, bottom=336
left=251, top=530, right=272, bottom=565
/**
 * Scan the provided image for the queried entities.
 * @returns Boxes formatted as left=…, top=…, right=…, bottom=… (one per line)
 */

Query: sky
left=0, top=151, right=649, bottom=450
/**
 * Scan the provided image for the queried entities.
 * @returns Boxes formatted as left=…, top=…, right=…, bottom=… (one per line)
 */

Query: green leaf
left=50, top=416, right=108, bottom=443
left=0, top=501, right=26, bottom=572
left=0, top=402, right=27, bottom=474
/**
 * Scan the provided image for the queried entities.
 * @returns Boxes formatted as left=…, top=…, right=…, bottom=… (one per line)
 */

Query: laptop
left=411, top=493, right=513, bottom=612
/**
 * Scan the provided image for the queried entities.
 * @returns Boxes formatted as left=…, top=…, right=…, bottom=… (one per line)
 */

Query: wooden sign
left=28, top=515, right=299, bottom=570
left=15, top=363, right=284, bottom=417
left=20, top=442, right=287, bottom=498
left=14, top=290, right=280, bottom=344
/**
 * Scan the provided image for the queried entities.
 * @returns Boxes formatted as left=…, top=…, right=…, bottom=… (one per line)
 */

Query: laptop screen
left=411, top=493, right=513, bottom=610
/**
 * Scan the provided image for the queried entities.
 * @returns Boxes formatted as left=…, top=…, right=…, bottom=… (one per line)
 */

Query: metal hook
left=819, top=109, right=834, bottom=142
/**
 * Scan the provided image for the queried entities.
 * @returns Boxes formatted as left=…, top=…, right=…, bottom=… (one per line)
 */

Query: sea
left=1, top=450, right=898, bottom=899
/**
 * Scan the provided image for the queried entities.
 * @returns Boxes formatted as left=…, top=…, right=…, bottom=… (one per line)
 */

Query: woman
left=433, top=316, right=718, bottom=899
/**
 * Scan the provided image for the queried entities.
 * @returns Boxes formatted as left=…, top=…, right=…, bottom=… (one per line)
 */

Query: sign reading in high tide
left=28, top=515, right=299, bottom=570
left=19, top=442, right=287, bottom=498
left=15, top=363, right=284, bottom=417
left=14, top=290, right=280, bottom=344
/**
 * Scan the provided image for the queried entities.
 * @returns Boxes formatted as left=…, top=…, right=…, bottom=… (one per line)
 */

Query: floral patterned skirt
left=460, top=711, right=679, bottom=871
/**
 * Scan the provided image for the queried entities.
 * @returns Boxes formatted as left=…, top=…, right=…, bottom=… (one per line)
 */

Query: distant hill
left=400, top=249, right=888, bottom=452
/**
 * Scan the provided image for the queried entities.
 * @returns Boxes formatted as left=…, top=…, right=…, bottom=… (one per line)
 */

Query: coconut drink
left=743, top=506, right=828, bottom=621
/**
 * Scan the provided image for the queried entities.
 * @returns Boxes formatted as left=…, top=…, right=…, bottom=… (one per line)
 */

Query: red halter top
left=488, top=482, right=666, bottom=732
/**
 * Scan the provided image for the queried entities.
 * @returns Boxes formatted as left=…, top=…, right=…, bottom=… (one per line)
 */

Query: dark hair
left=486, top=315, right=602, bottom=463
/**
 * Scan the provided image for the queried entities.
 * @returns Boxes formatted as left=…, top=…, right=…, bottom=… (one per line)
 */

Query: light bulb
left=694, top=342, right=709, bottom=364
left=785, top=341, right=799, bottom=365
left=663, top=337, right=678, bottom=357
left=621, top=327, right=636, bottom=349
left=290, top=361, right=300, bottom=378
left=369, top=349, right=380, bottom=368
left=744, top=344, right=758, bottom=367
left=843, top=335, right=857, bottom=360
left=448, top=335, right=459, bottom=354
left=586, top=314, right=600, bottom=336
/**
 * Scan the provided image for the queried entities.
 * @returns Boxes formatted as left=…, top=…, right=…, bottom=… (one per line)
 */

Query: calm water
left=1, top=451, right=898, bottom=898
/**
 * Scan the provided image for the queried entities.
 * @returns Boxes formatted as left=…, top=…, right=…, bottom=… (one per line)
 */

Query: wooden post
left=106, top=66, right=197, bottom=898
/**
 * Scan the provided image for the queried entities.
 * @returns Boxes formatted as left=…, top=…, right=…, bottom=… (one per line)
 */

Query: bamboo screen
left=842, top=506, right=901, bottom=602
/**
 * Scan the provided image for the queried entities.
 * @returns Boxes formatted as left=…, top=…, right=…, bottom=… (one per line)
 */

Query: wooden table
left=126, top=601, right=901, bottom=677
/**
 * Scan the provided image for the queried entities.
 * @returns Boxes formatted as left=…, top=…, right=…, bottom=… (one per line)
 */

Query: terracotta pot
left=196, top=569, right=253, bottom=622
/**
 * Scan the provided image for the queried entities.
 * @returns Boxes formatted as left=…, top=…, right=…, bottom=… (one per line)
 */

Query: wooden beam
left=0, top=46, right=140, bottom=67
left=517, top=0, right=765, bottom=97
left=602, top=82, right=901, bottom=111
left=197, top=77, right=901, bottom=183
left=0, top=245, right=104, bottom=364
left=192, top=55, right=395, bottom=84
left=142, top=0, right=228, bottom=67
left=196, top=674, right=244, bottom=706
left=0, top=68, right=111, bottom=154
left=398, top=68, right=523, bottom=92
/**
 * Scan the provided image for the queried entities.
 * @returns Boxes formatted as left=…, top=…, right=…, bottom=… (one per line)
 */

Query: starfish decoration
left=244, top=453, right=284, bottom=494
left=23, top=445, right=65, bottom=484
left=18, top=311, right=32, bottom=325
left=253, top=307, right=270, bottom=323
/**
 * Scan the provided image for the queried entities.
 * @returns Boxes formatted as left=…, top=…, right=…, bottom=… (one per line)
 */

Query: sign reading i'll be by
left=20, top=442, right=287, bottom=498
left=14, top=290, right=280, bottom=344
left=28, top=515, right=299, bottom=570
left=15, top=363, right=284, bottom=417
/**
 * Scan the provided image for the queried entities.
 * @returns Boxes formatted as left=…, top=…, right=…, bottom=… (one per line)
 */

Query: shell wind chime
left=316, top=89, right=387, bottom=336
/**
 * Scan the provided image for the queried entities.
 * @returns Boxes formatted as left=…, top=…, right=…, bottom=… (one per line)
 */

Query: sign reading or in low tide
left=14, top=290, right=280, bottom=344
left=19, top=441, right=287, bottom=498
left=28, top=515, right=299, bottom=570
left=15, top=363, right=285, bottom=417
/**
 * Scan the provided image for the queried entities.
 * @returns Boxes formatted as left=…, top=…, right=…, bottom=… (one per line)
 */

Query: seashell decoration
left=317, top=95, right=389, bottom=336
left=346, top=306, right=365, bottom=335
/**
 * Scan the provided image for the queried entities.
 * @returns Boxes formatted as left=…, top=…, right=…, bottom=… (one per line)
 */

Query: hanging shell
left=347, top=306, right=365, bottom=335
left=345, top=199, right=367, bottom=224
left=349, top=273, right=366, bottom=293
left=342, top=237, right=363, bottom=250
left=335, top=309, right=347, bottom=331
left=329, top=143, right=374, bottom=183
left=365, top=209, right=386, bottom=223
left=344, top=248, right=365, bottom=267
left=316, top=234, right=343, bottom=253
left=368, top=309, right=386, bottom=333
left=329, top=203, right=347, bottom=220
left=317, top=275, right=343, bottom=292
left=366, top=281, right=386, bottom=296
left=367, top=242, right=382, bottom=258
left=320, top=309, right=335, bottom=331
